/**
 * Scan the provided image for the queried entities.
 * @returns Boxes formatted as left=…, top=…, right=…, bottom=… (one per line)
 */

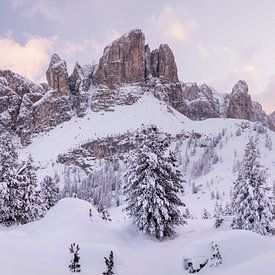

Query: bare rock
left=182, top=83, right=220, bottom=120
left=46, top=54, right=69, bottom=95
left=0, top=77, right=21, bottom=131
left=148, top=44, right=179, bottom=84
left=227, top=80, right=252, bottom=120
left=91, top=84, right=145, bottom=112
left=94, top=29, right=146, bottom=87
left=158, top=44, right=179, bottom=83
left=69, top=62, right=95, bottom=117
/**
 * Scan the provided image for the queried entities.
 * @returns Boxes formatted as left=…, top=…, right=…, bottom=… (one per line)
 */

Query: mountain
left=0, top=29, right=275, bottom=275
left=0, top=29, right=275, bottom=146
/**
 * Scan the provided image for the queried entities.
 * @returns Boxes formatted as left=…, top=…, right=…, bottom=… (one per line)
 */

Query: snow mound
left=181, top=229, right=275, bottom=275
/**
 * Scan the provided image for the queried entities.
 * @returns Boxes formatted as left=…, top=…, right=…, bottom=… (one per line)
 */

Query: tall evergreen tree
left=124, top=125, right=185, bottom=239
left=0, top=132, right=22, bottom=226
left=231, top=138, right=274, bottom=235
left=41, top=175, right=59, bottom=210
left=17, top=155, right=46, bottom=223
left=0, top=138, right=45, bottom=226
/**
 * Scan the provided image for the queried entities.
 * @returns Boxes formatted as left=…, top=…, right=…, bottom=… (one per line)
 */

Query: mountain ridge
left=0, top=28, right=275, bottom=145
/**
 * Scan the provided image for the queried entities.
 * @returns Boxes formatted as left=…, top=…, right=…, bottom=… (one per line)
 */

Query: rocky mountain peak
left=231, top=80, right=249, bottom=96
left=46, top=53, right=69, bottom=95
left=93, top=29, right=180, bottom=87
left=227, top=80, right=252, bottom=120
left=157, top=43, right=179, bottom=83
left=94, top=29, right=146, bottom=87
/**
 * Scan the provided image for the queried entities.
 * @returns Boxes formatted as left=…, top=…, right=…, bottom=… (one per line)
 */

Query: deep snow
left=1, top=198, right=274, bottom=275
left=14, top=93, right=275, bottom=274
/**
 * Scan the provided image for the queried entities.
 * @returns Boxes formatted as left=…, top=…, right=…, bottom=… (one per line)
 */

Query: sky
left=1, top=0, right=275, bottom=113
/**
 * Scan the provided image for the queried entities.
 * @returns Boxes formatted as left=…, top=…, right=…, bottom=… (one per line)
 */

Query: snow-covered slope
left=20, top=93, right=190, bottom=165
left=1, top=198, right=274, bottom=275
left=15, top=91, right=275, bottom=275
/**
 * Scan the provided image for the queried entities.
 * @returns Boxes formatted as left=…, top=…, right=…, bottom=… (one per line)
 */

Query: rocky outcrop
left=46, top=54, right=69, bottom=95
left=182, top=83, right=220, bottom=120
left=0, top=70, right=45, bottom=133
left=91, top=84, right=145, bottom=112
left=69, top=63, right=94, bottom=117
left=156, top=44, right=179, bottom=83
left=0, top=55, right=72, bottom=144
left=146, top=44, right=179, bottom=83
left=227, top=80, right=252, bottom=120
left=93, top=29, right=146, bottom=87
left=0, top=77, right=21, bottom=131
left=19, top=93, right=71, bottom=144
left=57, top=133, right=136, bottom=171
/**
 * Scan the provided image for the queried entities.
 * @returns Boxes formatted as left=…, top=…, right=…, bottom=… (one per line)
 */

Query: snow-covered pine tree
left=214, top=201, right=224, bottom=228
left=69, top=243, right=81, bottom=273
left=231, top=138, right=274, bottom=235
left=102, top=251, right=114, bottom=275
left=201, top=208, right=211, bottom=219
left=17, top=154, right=45, bottom=224
left=209, top=241, right=222, bottom=267
left=0, top=132, right=21, bottom=226
left=124, top=125, right=185, bottom=239
left=101, top=209, right=112, bottom=221
left=41, top=175, right=59, bottom=210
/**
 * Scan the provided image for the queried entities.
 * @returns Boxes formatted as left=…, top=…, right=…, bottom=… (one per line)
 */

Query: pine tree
left=69, top=243, right=81, bottom=272
left=209, top=241, right=222, bottom=267
left=101, top=209, right=112, bottom=221
left=231, top=138, right=274, bottom=235
left=17, top=155, right=45, bottom=224
left=102, top=251, right=114, bottom=275
left=214, top=201, right=224, bottom=228
left=0, top=132, right=21, bottom=226
left=201, top=208, right=211, bottom=219
left=0, top=143, right=45, bottom=226
left=41, top=175, right=59, bottom=210
left=124, top=125, right=185, bottom=239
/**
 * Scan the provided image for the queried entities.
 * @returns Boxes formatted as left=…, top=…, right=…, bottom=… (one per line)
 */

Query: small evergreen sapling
left=214, top=201, right=224, bottom=228
left=209, top=241, right=222, bottom=267
left=101, top=209, right=112, bottom=221
left=69, top=243, right=81, bottom=272
left=201, top=208, right=211, bottom=219
left=102, top=251, right=114, bottom=275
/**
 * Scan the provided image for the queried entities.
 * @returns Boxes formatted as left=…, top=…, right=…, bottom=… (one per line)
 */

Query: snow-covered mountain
left=0, top=29, right=275, bottom=274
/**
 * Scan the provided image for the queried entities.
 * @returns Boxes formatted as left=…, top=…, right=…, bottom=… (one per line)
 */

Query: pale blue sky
left=1, top=0, right=275, bottom=112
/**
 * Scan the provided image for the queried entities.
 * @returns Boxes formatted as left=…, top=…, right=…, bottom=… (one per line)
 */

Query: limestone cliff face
left=93, top=29, right=146, bottom=87
left=227, top=80, right=252, bottom=120
left=46, top=54, right=69, bottom=95
left=69, top=62, right=94, bottom=117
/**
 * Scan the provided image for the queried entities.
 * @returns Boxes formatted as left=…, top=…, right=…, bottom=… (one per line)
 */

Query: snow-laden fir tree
left=102, top=251, right=114, bottom=275
left=209, top=241, right=222, bottom=267
left=0, top=132, right=21, bottom=226
left=41, top=175, right=59, bottom=210
left=17, top=155, right=46, bottom=224
left=0, top=140, right=45, bottom=226
left=69, top=243, right=81, bottom=272
left=124, top=125, right=185, bottom=239
left=231, top=138, right=274, bottom=235
left=214, top=201, right=224, bottom=228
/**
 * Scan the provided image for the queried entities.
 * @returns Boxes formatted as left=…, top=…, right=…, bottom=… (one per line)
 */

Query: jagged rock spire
left=46, top=53, right=69, bottom=95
